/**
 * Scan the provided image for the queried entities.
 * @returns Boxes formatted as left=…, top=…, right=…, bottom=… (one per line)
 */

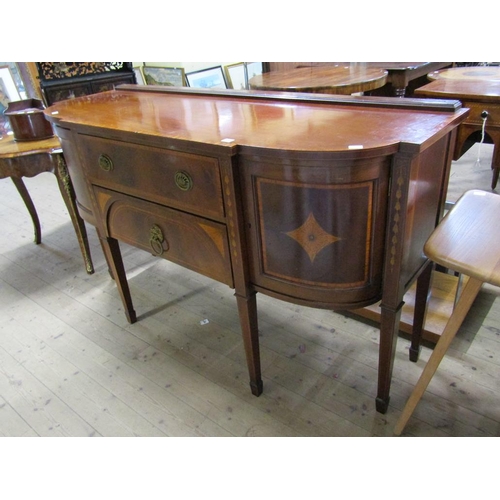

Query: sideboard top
left=45, top=86, right=469, bottom=154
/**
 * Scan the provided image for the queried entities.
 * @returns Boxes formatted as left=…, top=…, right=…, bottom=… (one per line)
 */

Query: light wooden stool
left=394, top=189, right=500, bottom=436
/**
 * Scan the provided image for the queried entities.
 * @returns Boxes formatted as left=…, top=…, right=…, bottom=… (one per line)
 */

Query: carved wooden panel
left=37, top=62, right=130, bottom=81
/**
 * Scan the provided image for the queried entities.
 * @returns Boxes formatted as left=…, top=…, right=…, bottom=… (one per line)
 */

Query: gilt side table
left=0, top=133, right=94, bottom=274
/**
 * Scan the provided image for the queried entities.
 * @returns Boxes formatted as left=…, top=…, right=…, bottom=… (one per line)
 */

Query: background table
left=266, top=62, right=451, bottom=96
left=428, top=66, right=500, bottom=82
left=366, top=62, right=452, bottom=96
left=0, top=133, right=94, bottom=273
left=249, top=65, right=388, bottom=95
left=416, top=74, right=500, bottom=188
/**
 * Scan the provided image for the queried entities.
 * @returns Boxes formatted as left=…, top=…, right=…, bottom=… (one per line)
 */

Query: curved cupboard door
left=239, top=150, right=391, bottom=309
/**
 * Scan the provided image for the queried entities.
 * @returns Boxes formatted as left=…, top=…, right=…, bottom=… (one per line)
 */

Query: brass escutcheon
left=149, top=224, right=166, bottom=256
left=174, top=171, right=193, bottom=191
left=98, top=154, right=113, bottom=172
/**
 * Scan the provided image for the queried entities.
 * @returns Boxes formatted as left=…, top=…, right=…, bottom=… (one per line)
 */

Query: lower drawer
left=94, top=187, right=233, bottom=287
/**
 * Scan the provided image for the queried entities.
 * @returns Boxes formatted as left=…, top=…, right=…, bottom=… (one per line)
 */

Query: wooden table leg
left=235, top=291, right=263, bottom=396
left=10, top=176, right=41, bottom=244
left=393, top=87, right=406, bottom=98
left=99, top=233, right=137, bottom=324
left=376, top=301, right=404, bottom=413
left=53, top=154, right=94, bottom=274
left=409, top=261, right=434, bottom=362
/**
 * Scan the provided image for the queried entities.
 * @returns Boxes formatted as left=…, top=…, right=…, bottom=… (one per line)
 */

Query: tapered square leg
left=235, top=291, right=263, bottom=396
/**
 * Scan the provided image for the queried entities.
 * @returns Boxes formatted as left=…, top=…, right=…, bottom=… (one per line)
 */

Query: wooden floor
left=1, top=143, right=499, bottom=437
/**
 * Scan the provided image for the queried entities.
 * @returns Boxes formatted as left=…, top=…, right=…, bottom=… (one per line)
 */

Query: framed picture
left=1, top=65, right=22, bottom=135
left=143, top=66, right=185, bottom=87
left=133, top=66, right=145, bottom=85
left=16, top=62, right=41, bottom=100
left=0, top=65, right=21, bottom=103
left=224, top=63, right=246, bottom=90
left=185, top=66, right=227, bottom=89
left=246, top=62, right=263, bottom=81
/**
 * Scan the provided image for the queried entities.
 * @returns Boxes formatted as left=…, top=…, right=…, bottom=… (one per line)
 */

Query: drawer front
left=463, top=101, right=500, bottom=126
left=79, top=135, right=225, bottom=221
left=94, top=187, right=233, bottom=287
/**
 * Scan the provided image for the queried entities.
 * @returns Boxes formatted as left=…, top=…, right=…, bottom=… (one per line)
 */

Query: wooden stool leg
left=491, top=143, right=500, bottom=189
left=394, top=277, right=483, bottom=436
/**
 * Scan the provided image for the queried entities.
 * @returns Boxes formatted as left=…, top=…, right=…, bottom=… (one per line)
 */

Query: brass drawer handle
left=98, top=154, right=114, bottom=172
left=174, top=171, right=193, bottom=191
left=149, top=224, right=167, bottom=256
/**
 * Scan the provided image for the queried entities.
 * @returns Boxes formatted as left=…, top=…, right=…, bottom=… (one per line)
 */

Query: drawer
left=94, top=187, right=233, bottom=287
left=79, top=135, right=225, bottom=221
left=462, top=101, right=500, bottom=126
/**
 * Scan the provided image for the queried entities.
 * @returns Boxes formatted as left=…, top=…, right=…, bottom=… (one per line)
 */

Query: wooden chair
left=394, top=189, right=500, bottom=435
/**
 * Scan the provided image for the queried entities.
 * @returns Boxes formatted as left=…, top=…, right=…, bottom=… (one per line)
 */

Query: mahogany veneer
left=45, top=86, right=468, bottom=413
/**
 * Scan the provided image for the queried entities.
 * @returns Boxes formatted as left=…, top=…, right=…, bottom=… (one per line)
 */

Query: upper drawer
left=463, top=101, right=500, bottom=125
left=78, top=134, right=225, bottom=221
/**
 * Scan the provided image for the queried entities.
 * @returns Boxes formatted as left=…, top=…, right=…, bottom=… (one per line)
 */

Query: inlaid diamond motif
left=285, top=212, right=341, bottom=263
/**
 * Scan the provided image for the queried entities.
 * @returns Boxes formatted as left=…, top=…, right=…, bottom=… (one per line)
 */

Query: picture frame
left=246, top=62, right=263, bottom=81
left=224, top=62, right=246, bottom=90
left=142, top=66, right=185, bottom=87
left=0, top=65, right=21, bottom=103
left=1, top=65, right=22, bottom=135
left=133, top=66, right=145, bottom=85
left=16, top=62, right=42, bottom=100
left=185, top=66, right=227, bottom=89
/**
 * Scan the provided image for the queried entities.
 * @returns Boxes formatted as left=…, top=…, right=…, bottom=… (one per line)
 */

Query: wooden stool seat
left=394, top=189, right=500, bottom=435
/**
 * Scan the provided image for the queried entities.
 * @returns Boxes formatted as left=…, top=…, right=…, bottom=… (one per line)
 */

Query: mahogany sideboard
left=45, top=86, right=468, bottom=413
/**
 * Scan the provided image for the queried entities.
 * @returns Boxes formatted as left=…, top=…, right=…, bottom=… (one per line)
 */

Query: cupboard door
left=240, top=152, right=391, bottom=308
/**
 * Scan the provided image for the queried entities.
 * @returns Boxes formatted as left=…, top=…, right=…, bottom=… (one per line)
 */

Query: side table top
left=0, top=133, right=61, bottom=159
left=249, top=65, right=388, bottom=95
left=428, top=66, right=500, bottom=82
left=415, top=78, right=500, bottom=101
